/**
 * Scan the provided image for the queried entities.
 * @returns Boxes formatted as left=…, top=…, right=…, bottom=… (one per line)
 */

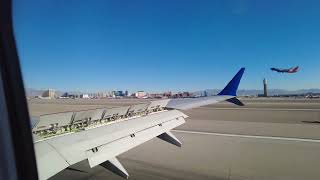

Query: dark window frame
left=0, top=0, right=39, bottom=179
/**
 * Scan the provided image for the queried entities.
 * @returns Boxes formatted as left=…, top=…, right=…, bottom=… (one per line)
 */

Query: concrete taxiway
left=28, top=98, right=320, bottom=180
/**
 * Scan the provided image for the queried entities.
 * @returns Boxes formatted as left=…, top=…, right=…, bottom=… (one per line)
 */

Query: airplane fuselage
left=271, top=66, right=299, bottom=73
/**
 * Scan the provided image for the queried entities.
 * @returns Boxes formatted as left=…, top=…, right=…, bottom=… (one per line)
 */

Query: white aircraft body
left=32, top=68, right=245, bottom=180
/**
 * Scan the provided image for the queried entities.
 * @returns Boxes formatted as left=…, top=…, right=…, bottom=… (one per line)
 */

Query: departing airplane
left=32, top=68, right=245, bottom=180
left=270, top=66, right=299, bottom=73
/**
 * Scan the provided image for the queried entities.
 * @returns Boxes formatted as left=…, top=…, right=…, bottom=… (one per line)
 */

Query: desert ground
left=28, top=98, right=320, bottom=180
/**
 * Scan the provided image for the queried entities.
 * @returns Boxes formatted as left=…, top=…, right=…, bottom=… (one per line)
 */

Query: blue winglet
left=218, top=68, right=245, bottom=96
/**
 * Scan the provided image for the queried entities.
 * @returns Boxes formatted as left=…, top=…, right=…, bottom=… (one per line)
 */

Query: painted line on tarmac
left=172, top=130, right=320, bottom=143
left=199, top=107, right=320, bottom=111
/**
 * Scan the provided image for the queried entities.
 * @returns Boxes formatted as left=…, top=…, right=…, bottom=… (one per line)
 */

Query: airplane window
left=12, top=1, right=320, bottom=180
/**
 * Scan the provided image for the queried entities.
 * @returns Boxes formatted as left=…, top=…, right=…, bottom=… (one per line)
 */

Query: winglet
left=218, top=68, right=245, bottom=96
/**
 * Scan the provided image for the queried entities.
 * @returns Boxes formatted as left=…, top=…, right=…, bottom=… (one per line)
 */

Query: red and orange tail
left=289, top=66, right=299, bottom=73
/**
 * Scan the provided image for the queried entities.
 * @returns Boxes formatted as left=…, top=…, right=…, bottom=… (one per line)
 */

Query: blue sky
left=13, top=0, right=320, bottom=92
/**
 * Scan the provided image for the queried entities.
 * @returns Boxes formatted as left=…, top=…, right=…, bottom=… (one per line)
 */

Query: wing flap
left=86, top=116, right=185, bottom=168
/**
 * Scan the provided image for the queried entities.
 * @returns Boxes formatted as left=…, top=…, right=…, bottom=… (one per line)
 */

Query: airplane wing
left=32, top=68, right=245, bottom=180
left=166, top=68, right=245, bottom=109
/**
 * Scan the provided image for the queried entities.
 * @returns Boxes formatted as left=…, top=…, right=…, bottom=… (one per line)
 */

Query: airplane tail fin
left=218, top=68, right=245, bottom=96
left=289, top=66, right=299, bottom=73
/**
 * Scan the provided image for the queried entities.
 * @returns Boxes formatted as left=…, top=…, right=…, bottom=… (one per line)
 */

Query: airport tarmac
left=28, top=98, right=320, bottom=180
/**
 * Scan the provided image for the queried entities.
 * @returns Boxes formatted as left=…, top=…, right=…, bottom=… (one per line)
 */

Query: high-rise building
left=135, top=91, right=148, bottom=98
left=80, top=94, right=89, bottom=99
left=263, top=78, right=268, bottom=97
left=204, top=90, right=208, bottom=97
left=114, top=91, right=124, bottom=97
left=42, top=89, right=55, bottom=99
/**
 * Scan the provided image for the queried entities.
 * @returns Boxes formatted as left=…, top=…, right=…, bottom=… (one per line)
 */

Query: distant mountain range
left=26, top=88, right=320, bottom=97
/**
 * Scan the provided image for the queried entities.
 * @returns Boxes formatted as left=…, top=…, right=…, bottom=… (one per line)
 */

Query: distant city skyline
left=14, top=1, right=320, bottom=91
left=25, top=87, right=320, bottom=98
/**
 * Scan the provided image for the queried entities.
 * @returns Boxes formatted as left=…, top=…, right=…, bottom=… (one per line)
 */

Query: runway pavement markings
left=198, top=107, right=320, bottom=111
left=172, top=130, right=320, bottom=143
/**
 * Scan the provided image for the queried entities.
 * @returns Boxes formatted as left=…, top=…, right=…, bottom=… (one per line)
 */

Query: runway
left=199, top=107, right=320, bottom=111
left=173, top=129, right=320, bottom=143
left=28, top=98, right=320, bottom=180
left=51, top=130, right=320, bottom=180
